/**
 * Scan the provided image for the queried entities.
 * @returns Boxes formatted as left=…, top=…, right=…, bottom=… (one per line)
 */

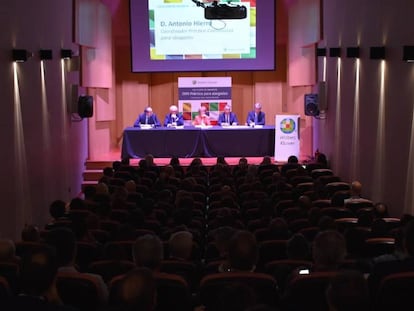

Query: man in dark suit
left=218, top=104, right=238, bottom=126
left=246, top=102, right=265, bottom=126
left=133, top=106, right=161, bottom=127
left=163, top=105, right=184, bottom=127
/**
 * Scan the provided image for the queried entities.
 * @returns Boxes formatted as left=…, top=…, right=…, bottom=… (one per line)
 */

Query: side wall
left=316, top=0, right=414, bottom=216
left=0, top=0, right=88, bottom=239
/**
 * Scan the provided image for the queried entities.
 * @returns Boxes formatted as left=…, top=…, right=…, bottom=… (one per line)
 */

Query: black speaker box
left=304, top=94, right=319, bottom=116
left=78, top=96, right=93, bottom=118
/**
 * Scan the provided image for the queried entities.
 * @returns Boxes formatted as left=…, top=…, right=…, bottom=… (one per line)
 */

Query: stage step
left=85, top=160, right=114, bottom=170
left=83, top=170, right=103, bottom=181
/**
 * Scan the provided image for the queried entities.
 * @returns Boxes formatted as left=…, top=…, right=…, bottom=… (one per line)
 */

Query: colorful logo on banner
left=280, top=118, right=296, bottom=134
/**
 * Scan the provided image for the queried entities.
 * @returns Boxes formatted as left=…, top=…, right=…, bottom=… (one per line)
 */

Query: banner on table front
left=274, top=114, right=300, bottom=162
left=178, top=77, right=232, bottom=126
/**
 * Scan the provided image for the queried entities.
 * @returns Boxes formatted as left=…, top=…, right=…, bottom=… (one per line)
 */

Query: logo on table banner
left=280, top=118, right=296, bottom=134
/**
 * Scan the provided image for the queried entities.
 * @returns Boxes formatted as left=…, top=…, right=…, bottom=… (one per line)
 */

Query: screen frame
left=129, top=0, right=276, bottom=73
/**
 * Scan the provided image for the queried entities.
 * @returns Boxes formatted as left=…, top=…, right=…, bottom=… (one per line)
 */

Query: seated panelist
left=246, top=102, right=266, bottom=126
left=164, top=105, right=184, bottom=127
left=218, top=104, right=238, bottom=126
left=133, top=106, right=161, bottom=127
left=192, top=106, right=211, bottom=126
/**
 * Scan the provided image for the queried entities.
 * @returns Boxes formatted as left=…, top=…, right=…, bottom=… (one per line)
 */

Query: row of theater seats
left=0, top=159, right=412, bottom=311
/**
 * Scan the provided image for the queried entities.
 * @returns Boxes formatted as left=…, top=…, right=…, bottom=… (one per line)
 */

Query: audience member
left=163, top=104, right=184, bottom=127
left=311, top=230, right=347, bottom=272
left=133, top=106, right=161, bottom=127
left=3, top=245, right=76, bottom=311
left=108, top=267, right=156, bottom=311
left=21, top=224, right=41, bottom=242
left=45, top=227, right=108, bottom=304
left=280, top=155, right=300, bottom=176
left=217, top=104, right=238, bottom=126
left=246, top=102, right=265, bottom=126
left=168, top=231, right=193, bottom=261
left=367, top=219, right=414, bottom=296
left=132, top=234, right=164, bottom=270
left=192, top=106, right=211, bottom=126
left=325, top=270, right=370, bottom=311
left=286, top=233, right=311, bottom=261
left=221, top=230, right=258, bottom=272
left=0, top=239, right=18, bottom=262
left=343, top=180, right=372, bottom=205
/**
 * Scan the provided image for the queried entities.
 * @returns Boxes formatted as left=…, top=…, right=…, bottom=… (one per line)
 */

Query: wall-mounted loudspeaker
left=304, top=94, right=319, bottom=116
left=78, top=95, right=93, bottom=118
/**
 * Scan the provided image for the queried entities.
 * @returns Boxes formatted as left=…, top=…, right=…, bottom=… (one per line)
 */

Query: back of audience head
left=0, top=239, right=16, bottom=262
left=70, top=197, right=86, bottom=211
left=268, top=217, right=291, bottom=239
left=403, top=219, right=414, bottom=257
left=287, top=155, right=298, bottom=163
left=45, top=227, right=77, bottom=267
left=133, top=234, right=164, bottom=270
left=21, top=224, right=41, bottom=242
left=49, top=199, right=67, bottom=220
left=312, top=230, right=346, bottom=271
left=325, top=270, right=370, bottom=311
left=286, top=233, right=311, bottom=260
left=19, top=245, right=59, bottom=298
left=109, top=267, right=156, bottom=311
left=168, top=230, right=193, bottom=260
left=227, top=230, right=258, bottom=271
left=374, top=202, right=389, bottom=218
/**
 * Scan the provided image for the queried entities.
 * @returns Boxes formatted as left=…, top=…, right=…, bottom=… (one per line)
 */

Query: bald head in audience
left=133, top=234, right=164, bottom=270
left=168, top=231, right=193, bottom=261
left=109, top=267, right=156, bottom=311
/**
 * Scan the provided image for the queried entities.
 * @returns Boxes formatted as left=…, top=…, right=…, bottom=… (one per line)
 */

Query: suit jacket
left=164, top=113, right=184, bottom=126
left=217, top=112, right=238, bottom=125
left=133, top=113, right=161, bottom=127
left=246, top=111, right=266, bottom=125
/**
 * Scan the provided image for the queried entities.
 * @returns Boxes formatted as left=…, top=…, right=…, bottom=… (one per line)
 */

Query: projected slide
left=149, top=0, right=255, bottom=60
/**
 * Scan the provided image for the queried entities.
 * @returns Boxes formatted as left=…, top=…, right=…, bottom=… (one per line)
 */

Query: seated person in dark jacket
left=163, top=105, right=184, bottom=127
left=246, top=102, right=265, bottom=126
left=133, top=106, right=161, bottom=127
left=218, top=104, right=238, bottom=126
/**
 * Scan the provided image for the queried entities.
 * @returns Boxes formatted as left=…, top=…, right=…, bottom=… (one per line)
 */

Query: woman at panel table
left=217, top=104, right=238, bottom=126
left=192, top=106, right=211, bottom=126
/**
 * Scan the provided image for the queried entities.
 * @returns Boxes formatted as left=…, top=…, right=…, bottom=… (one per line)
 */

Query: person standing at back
left=246, top=103, right=265, bottom=126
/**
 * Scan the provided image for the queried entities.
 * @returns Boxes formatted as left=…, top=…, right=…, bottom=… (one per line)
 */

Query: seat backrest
left=199, top=272, right=280, bottom=310
left=374, top=271, right=414, bottom=311
left=110, top=271, right=192, bottom=311
left=265, top=259, right=313, bottom=292
left=56, top=272, right=104, bottom=311
left=0, top=275, right=11, bottom=298
left=160, top=260, right=200, bottom=292
left=364, top=237, right=395, bottom=258
left=0, top=261, right=20, bottom=294
left=88, top=260, right=135, bottom=284
left=281, top=271, right=337, bottom=311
